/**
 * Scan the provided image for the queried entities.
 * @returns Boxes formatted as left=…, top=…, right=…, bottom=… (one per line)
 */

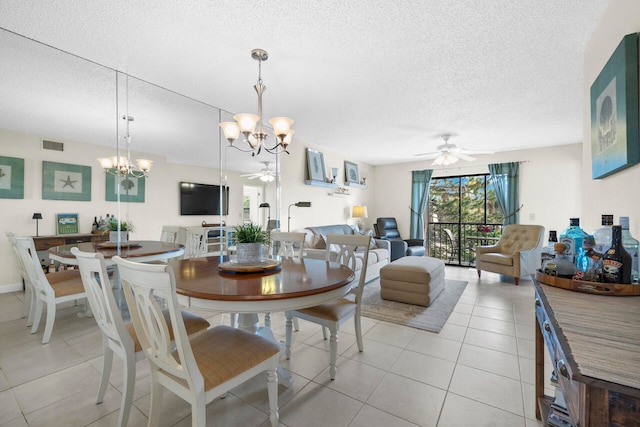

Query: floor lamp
left=288, top=202, right=311, bottom=231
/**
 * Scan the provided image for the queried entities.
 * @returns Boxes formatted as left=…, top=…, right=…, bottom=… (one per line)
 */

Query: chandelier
left=219, top=49, right=294, bottom=156
left=98, top=115, right=153, bottom=178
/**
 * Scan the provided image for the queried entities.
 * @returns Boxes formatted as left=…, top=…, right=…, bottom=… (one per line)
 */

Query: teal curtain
left=488, top=162, right=520, bottom=225
left=410, top=169, right=433, bottom=239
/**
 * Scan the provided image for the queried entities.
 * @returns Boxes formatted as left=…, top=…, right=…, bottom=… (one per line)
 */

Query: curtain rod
left=414, top=160, right=530, bottom=173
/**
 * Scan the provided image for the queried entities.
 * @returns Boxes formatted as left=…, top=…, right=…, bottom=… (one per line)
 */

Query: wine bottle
left=602, top=225, right=631, bottom=284
left=92, top=216, right=99, bottom=233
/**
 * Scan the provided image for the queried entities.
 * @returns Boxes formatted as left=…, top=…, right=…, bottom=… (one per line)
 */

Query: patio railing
left=427, top=222, right=503, bottom=266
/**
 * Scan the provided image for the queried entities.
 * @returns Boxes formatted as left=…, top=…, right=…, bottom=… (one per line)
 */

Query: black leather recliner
left=374, top=217, right=426, bottom=261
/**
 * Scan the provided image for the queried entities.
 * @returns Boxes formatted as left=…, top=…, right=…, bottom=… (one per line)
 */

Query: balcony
left=428, top=222, right=503, bottom=267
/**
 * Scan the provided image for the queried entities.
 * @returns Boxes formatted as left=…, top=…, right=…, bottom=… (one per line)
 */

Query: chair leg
left=322, top=326, right=328, bottom=340
left=26, top=288, right=37, bottom=327
left=329, top=326, right=338, bottom=380
left=293, top=317, right=300, bottom=332
left=285, top=313, right=293, bottom=360
left=191, top=394, right=206, bottom=427
left=117, top=351, right=135, bottom=427
left=514, top=277, right=519, bottom=286
left=21, top=284, right=31, bottom=318
left=477, top=269, right=481, bottom=278
left=42, top=301, right=56, bottom=344
left=97, top=338, right=113, bottom=404
left=148, top=370, right=163, bottom=427
left=264, top=312, right=271, bottom=328
left=31, top=299, right=43, bottom=334
left=230, top=313, right=238, bottom=327
left=355, top=312, right=364, bottom=353
left=267, top=368, right=279, bottom=427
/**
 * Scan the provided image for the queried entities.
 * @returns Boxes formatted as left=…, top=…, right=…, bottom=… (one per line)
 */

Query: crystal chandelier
left=98, top=115, right=153, bottom=178
left=219, top=49, right=294, bottom=156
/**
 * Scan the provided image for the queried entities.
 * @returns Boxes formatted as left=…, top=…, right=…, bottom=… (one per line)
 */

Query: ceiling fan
left=240, top=161, right=276, bottom=182
left=414, top=134, right=494, bottom=166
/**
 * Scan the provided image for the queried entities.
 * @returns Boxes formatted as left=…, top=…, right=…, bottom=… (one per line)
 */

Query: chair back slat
left=72, top=248, right=133, bottom=350
left=325, top=234, right=371, bottom=300
left=184, top=227, right=208, bottom=259
left=14, top=237, right=54, bottom=299
left=270, top=232, right=305, bottom=258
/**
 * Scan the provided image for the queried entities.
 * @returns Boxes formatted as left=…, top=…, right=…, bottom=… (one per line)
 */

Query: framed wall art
left=42, top=161, right=91, bottom=201
left=105, top=171, right=146, bottom=203
left=306, top=148, right=327, bottom=182
left=590, top=32, right=640, bottom=179
left=56, top=213, right=79, bottom=234
left=0, top=156, right=25, bottom=199
left=344, top=161, right=359, bottom=184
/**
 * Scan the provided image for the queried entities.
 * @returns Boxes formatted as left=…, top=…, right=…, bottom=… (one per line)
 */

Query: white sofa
left=297, top=224, right=390, bottom=283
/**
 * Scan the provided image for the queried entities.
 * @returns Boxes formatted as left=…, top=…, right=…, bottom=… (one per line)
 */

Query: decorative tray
left=219, top=258, right=281, bottom=274
left=535, top=270, right=640, bottom=296
left=97, top=241, right=143, bottom=249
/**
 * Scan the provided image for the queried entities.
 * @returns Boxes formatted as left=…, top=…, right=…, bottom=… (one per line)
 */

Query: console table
left=535, top=282, right=640, bottom=426
left=32, top=233, right=107, bottom=251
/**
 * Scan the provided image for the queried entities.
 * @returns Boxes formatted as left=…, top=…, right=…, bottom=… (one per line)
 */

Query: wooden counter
left=535, top=282, right=640, bottom=426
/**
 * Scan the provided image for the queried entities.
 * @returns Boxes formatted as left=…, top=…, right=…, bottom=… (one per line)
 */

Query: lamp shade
left=352, top=205, right=368, bottom=218
left=32, top=212, right=42, bottom=220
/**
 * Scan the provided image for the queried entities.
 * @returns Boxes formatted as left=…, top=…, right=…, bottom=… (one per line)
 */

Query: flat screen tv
left=180, top=182, right=229, bottom=216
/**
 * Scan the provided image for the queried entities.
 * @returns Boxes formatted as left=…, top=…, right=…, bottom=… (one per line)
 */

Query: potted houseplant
left=232, top=223, right=270, bottom=263
left=102, top=217, right=135, bottom=243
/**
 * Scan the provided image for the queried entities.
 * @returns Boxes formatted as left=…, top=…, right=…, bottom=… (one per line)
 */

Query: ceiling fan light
left=432, top=153, right=459, bottom=166
left=259, top=174, right=275, bottom=182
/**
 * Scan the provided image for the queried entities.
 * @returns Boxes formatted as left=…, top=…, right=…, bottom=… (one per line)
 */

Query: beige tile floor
left=0, top=267, right=550, bottom=426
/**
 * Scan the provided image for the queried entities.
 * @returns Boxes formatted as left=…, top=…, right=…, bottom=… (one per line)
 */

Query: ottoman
left=379, top=257, right=445, bottom=306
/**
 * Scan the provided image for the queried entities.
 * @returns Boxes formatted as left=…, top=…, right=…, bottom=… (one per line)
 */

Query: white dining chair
left=184, top=227, right=209, bottom=259
left=6, top=232, right=35, bottom=325
left=71, top=247, right=210, bottom=427
left=285, top=233, right=370, bottom=380
left=113, top=255, right=280, bottom=427
left=160, top=225, right=181, bottom=243
left=14, top=236, right=88, bottom=344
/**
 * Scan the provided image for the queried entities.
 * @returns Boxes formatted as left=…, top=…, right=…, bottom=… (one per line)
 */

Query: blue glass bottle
left=559, top=218, right=587, bottom=263
left=575, top=235, right=602, bottom=282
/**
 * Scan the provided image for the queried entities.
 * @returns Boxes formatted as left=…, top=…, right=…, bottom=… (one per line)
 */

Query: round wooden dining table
left=170, top=255, right=355, bottom=387
left=48, top=240, right=185, bottom=265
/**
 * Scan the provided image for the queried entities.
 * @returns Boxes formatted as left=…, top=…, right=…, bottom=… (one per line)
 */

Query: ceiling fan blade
left=458, top=148, right=495, bottom=155
left=456, top=153, right=476, bottom=161
left=413, top=151, right=441, bottom=158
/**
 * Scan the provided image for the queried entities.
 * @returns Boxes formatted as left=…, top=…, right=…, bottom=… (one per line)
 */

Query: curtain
left=410, top=169, right=433, bottom=239
left=488, top=162, right=520, bottom=225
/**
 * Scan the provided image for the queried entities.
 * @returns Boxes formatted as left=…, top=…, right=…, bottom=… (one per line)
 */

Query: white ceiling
left=0, top=1, right=609, bottom=172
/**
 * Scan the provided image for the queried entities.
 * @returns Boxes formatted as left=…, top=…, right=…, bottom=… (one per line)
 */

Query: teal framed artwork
left=105, top=171, right=146, bottom=203
left=42, top=161, right=91, bottom=200
left=0, top=156, right=25, bottom=199
left=590, top=32, right=640, bottom=179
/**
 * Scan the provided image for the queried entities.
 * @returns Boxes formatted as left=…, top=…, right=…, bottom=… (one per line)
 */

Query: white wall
left=373, top=143, right=583, bottom=239
left=582, top=0, right=640, bottom=234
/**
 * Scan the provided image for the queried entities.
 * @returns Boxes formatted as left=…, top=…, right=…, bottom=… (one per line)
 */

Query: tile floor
left=0, top=267, right=551, bottom=426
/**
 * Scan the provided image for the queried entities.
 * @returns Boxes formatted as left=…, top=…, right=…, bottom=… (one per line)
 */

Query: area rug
left=360, top=278, right=468, bottom=333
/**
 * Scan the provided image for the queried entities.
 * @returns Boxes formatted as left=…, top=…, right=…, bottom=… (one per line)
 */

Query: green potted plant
left=231, top=222, right=270, bottom=263
left=101, top=217, right=135, bottom=243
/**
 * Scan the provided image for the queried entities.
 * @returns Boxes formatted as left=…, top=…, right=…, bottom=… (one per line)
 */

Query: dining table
left=48, top=240, right=185, bottom=265
left=170, top=255, right=355, bottom=387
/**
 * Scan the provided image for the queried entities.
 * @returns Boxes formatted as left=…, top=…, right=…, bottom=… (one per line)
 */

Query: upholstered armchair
left=476, top=224, right=545, bottom=285
left=374, top=217, right=426, bottom=261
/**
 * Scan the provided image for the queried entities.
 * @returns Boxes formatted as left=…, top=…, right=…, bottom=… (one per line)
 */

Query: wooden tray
left=219, top=259, right=281, bottom=274
left=97, top=241, right=143, bottom=249
left=535, top=270, right=640, bottom=296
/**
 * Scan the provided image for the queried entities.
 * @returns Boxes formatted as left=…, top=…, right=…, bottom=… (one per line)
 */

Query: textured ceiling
left=0, top=0, right=609, bottom=171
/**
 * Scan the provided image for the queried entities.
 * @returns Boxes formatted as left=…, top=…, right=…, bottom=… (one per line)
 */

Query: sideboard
left=535, top=282, right=640, bottom=426
left=32, top=233, right=108, bottom=251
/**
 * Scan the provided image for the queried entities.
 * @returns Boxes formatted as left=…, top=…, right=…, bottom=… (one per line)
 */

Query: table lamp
left=352, top=205, right=368, bottom=231
left=32, top=212, right=43, bottom=236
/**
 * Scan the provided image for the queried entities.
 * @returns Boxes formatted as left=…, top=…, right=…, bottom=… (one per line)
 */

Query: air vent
left=42, top=140, right=64, bottom=151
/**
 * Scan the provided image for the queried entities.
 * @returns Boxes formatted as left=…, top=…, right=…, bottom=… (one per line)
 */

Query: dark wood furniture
left=32, top=233, right=107, bottom=251
left=535, top=282, right=640, bottom=426
left=48, top=241, right=184, bottom=265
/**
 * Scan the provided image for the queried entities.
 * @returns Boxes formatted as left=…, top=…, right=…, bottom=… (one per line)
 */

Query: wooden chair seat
left=294, top=298, right=356, bottom=322
left=50, top=276, right=86, bottom=298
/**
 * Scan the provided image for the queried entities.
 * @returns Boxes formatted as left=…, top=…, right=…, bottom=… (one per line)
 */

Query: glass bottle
left=92, top=216, right=99, bottom=233
left=542, top=243, right=576, bottom=278
left=602, top=225, right=631, bottom=284
left=540, top=230, right=558, bottom=267
left=593, top=214, right=614, bottom=254
left=620, top=216, right=639, bottom=284
left=559, top=218, right=587, bottom=263
left=575, top=236, right=602, bottom=282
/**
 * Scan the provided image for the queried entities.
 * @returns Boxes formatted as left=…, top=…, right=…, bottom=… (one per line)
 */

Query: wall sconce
left=288, top=201, right=312, bottom=231
left=32, top=212, right=43, bottom=236
left=351, top=206, right=368, bottom=231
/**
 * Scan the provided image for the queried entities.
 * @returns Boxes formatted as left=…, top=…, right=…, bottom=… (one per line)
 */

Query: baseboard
left=0, top=282, right=23, bottom=294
